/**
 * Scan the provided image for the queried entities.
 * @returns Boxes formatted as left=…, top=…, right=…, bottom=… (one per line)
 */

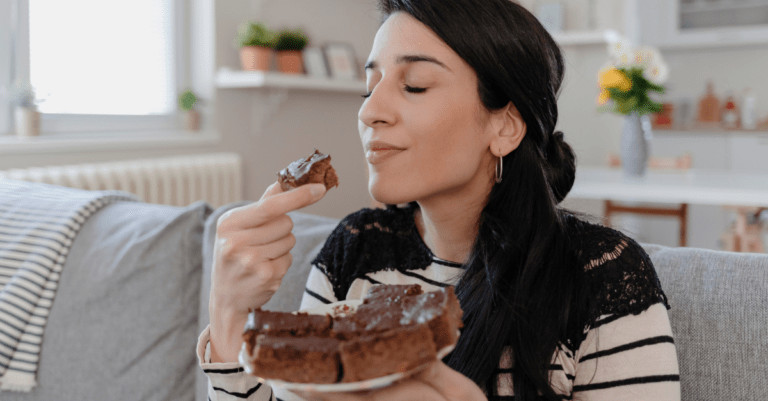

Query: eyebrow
left=364, top=54, right=451, bottom=72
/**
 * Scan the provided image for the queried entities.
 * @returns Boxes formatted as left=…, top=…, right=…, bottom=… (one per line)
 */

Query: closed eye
left=361, top=85, right=427, bottom=98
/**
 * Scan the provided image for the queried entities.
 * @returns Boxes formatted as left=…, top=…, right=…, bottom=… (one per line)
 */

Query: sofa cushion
left=643, top=244, right=768, bottom=401
left=2, top=199, right=211, bottom=401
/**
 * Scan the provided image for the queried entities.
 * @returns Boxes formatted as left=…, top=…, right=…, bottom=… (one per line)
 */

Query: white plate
left=239, top=299, right=458, bottom=393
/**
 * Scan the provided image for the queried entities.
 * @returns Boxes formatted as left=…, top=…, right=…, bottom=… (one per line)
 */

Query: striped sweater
left=198, top=204, right=680, bottom=401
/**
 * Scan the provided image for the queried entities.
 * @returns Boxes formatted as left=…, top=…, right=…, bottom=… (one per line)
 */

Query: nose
left=358, top=80, right=395, bottom=128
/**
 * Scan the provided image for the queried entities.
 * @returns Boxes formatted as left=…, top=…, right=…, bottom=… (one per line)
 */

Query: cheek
left=366, top=93, right=489, bottom=203
left=427, top=107, right=486, bottom=168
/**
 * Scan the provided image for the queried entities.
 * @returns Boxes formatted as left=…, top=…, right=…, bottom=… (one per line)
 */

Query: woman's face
left=358, top=12, right=500, bottom=207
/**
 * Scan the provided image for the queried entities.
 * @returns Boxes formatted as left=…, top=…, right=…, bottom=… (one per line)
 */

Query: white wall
left=212, top=0, right=380, bottom=218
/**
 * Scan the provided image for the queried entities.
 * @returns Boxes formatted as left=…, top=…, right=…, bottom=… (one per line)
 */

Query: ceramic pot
left=185, top=109, right=200, bottom=131
left=621, top=111, right=653, bottom=177
left=15, top=107, right=40, bottom=137
left=276, top=50, right=304, bottom=74
left=239, top=46, right=272, bottom=71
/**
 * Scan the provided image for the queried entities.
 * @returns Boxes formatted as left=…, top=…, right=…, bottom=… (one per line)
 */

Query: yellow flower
left=598, top=67, right=632, bottom=92
left=597, top=89, right=610, bottom=106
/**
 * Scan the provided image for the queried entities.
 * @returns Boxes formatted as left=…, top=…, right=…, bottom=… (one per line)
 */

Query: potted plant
left=273, top=28, right=309, bottom=74
left=235, top=21, right=277, bottom=71
left=8, top=81, right=42, bottom=137
left=178, top=89, right=201, bottom=131
left=596, top=35, right=668, bottom=177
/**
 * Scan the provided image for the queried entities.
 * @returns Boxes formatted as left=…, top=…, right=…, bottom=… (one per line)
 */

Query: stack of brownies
left=241, top=284, right=463, bottom=384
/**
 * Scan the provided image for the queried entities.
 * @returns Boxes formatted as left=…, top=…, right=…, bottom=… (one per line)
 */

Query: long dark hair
left=376, top=1, right=586, bottom=399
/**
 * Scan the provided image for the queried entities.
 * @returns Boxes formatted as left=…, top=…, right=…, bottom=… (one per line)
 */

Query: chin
left=368, top=174, right=415, bottom=206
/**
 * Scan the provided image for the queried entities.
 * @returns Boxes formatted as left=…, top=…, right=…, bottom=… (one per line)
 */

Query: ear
left=489, top=102, right=526, bottom=157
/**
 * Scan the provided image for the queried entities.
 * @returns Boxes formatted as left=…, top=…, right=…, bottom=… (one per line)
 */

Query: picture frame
left=302, top=46, right=329, bottom=78
left=323, top=43, right=360, bottom=80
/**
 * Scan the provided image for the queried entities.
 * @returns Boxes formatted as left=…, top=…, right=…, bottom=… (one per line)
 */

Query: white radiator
left=0, top=153, right=243, bottom=208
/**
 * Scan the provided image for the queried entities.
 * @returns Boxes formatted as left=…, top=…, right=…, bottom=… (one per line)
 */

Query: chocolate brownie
left=338, top=323, right=437, bottom=383
left=362, top=284, right=423, bottom=305
left=400, top=288, right=463, bottom=350
left=250, top=334, right=341, bottom=384
left=277, top=149, right=339, bottom=191
left=241, top=284, right=463, bottom=384
left=242, top=308, right=332, bottom=347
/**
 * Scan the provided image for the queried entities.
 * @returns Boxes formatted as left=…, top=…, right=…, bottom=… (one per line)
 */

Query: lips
left=366, top=148, right=405, bottom=164
left=365, top=140, right=405, bottom=165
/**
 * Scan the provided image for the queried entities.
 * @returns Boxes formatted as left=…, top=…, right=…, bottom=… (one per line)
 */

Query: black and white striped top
left=198, top=204, right=680, bottom=401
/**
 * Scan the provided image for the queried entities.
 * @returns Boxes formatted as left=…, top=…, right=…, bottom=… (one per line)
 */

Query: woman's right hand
left=208, top=181, right=328, bottom=363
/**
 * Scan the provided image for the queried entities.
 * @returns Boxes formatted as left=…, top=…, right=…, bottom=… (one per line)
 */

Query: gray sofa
left=1, top=185, right=766, bottom=401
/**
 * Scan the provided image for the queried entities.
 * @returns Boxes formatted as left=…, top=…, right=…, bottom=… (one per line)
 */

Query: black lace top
left=312, top=203, right=670, bottom=321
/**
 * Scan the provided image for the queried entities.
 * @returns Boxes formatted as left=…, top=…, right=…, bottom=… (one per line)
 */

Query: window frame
left=6, top=0, right=189, bottom=136
left=0, top=1, right=13, bottom=135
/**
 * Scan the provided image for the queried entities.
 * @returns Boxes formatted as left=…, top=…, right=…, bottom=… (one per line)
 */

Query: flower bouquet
left=596, top=35, right=670, bottom=176
left=596, top=35, right=668, bottom=116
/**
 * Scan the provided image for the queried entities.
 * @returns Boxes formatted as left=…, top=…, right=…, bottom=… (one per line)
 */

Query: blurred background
left=0, top=0, right=766, bottom=252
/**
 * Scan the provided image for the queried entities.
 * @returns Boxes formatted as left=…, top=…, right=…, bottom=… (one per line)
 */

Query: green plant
left=178, top=90, right=197, bottom=112
left=234, top=21, right=277, bottom=48
left=273, top=28, right=308, bottom=51
left=8, top=81, right=38, bottom=109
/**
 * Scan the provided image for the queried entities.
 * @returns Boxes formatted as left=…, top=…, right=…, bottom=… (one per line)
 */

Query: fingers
left=259, top=181, right=284, bottom=201
left=270, top=251, right=292, bottom=274
left=231, top=215, right=293, bottom=246
left=255, top=233, right=296, bottom=261
left=259, top=253, right=293, bottom=294
left=226, top=183, right=327, bottom=229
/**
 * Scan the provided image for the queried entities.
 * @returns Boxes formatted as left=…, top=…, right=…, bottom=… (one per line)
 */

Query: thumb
left=259, top=181, right=284, bottom=201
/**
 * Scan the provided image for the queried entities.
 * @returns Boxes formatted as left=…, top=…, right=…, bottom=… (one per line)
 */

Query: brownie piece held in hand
left=277, top=149, right=339, bottom=191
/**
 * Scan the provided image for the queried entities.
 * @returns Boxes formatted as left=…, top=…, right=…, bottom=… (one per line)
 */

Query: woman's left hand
left=295, top=360, right=488, bottom=401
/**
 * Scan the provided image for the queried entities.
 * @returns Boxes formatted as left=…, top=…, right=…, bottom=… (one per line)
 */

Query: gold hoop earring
left=496, top=155, right=503, bottom=184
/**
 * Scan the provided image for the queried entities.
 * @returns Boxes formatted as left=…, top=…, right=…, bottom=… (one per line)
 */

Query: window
left=0, top=1, right=12, bottom=135
left=2, top=0, right=188, bottom=136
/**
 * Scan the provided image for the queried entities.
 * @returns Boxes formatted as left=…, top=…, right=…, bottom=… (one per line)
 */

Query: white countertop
left=568, top=166, right=768, bottom=207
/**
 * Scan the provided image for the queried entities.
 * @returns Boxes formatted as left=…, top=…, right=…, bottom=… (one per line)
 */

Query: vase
left=185, top=109, right=200, bottom=131
left=239, top=46, right=272, bottom=71
left=14, top=107, right=41, bottom=137
left=276, top=50, right=304, bottom=74
left=621, top=111, right=653, bottom=177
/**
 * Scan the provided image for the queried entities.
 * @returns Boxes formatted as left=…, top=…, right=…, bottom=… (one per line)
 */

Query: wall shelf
left=653, top=128, right=768, bottom=136
left=551, top=29, right=621, bottom=47
left=215, top=68, right=366, bottom=93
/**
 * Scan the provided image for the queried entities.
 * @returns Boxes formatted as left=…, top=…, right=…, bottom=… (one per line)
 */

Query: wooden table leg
left=727, top=206, right=766, bottom=253
left=679, top=203, right=688, bottom=247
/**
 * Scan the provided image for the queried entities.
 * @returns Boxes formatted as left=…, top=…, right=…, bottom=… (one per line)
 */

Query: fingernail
left=310, top=184, right=326, bottom=197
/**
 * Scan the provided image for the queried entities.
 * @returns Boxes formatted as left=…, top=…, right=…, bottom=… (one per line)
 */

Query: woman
left=200, top=0, right=681, bottom=400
